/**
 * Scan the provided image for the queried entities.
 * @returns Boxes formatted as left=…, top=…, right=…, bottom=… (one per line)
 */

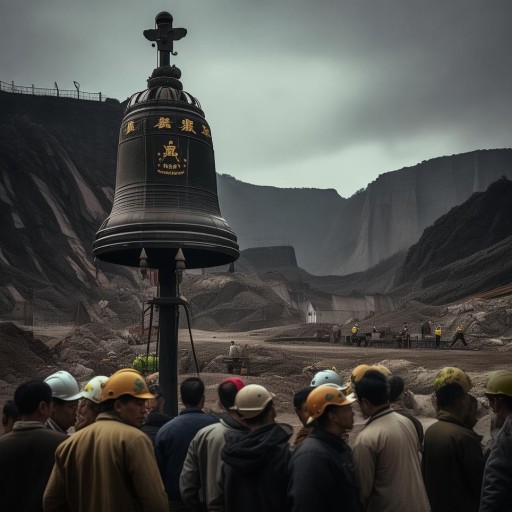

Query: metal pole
left=158, top=264, right=178, bottom=418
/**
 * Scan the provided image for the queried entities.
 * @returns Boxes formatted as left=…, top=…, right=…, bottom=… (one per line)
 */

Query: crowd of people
left=0, top=363, right=511, bottom=512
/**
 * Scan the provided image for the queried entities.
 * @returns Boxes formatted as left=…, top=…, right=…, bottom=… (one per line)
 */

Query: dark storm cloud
left=1, top=0, right=511, bottom=195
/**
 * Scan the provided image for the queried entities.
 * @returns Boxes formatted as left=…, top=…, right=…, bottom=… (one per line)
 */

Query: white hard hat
left=311, top=369, right=342, bottom=387
left=231, top=384, right=274, bottom=419
left=44, top=370, right=82, bottom=401
left=81, top=375, right=109, bottom=404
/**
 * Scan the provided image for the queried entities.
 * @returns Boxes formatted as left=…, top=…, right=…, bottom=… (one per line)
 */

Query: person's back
left=0, top=380, right=67, bottom=512
left=155, top=377, right=218, bottom=508
left=180, top=378, right=247, bottom=512
left=216, top=384, right=291, bottom=512
left=423, top=412, right=483, bottom=511
left=45, top=413, right=166, bottom=512
left=221, top=423, right=291, bottom=512
left=422, top=377, right=484, bottom=512
left=228, top=341, right=242, bottom=359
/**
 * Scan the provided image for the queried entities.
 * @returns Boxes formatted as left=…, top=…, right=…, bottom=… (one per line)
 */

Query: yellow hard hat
left=351, top=364, right=371, bottom=383
left=485, top=370, right=512, bottom=397
left=101, top=369, right=154, bottom=402
left=371, top=364, right=392, bottom=378
left=434, top=367, right=472, bottom=393
left=351, top=364, right=391, bottom=384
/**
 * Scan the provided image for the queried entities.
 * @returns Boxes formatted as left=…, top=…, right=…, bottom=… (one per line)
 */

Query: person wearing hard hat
left=43, top=369, right=168, bottom=512
left=480, top=370, right=512, bottom=512
left=434, top=324, right=442, bottom=349
left=74, top=375, right=108, bottom=432
left=44, top=370, right=83, bottom=434
left=288, top=384, right=360, bottom=512
left=217, top=384, right=291, bottom=512
left=450, top=324, right=469, bottom=349
left=310, top=369, right=343, bottom=387
left=352, top=370, right=429, bottom=512
left=350, top=323, right=360, bottom=346
left=180, top=377, right=248, bottom=512
left=422, top=367, right=484, bottom=512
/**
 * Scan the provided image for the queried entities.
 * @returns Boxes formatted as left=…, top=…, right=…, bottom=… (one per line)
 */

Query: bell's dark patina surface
left=93, top=11, right=239, bottom=269
left=93, top=12, right=239, bottom=417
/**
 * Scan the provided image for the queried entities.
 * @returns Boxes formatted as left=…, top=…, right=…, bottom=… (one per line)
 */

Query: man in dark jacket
left=155, top=377, right=218, bottom=511
left=288, top=384, right=361, bottom=512
left=0, top=380, right=67, bottom=512
left=214, top=384, right=291, bottom=512
left=423, top=374, right=484, bottom=512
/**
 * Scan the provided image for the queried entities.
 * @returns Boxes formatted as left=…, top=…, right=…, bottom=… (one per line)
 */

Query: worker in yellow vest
left=434, top=325, right=442, bottom=349
left=351, top=324, right=360, bottom=346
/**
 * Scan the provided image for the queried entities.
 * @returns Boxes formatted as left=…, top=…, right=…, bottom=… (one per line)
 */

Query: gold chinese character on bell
left=154, top=117, right=172, bottom=129
left=126, top=121, right=136, bottom=134
left=180, top=119, right=196, bottom=134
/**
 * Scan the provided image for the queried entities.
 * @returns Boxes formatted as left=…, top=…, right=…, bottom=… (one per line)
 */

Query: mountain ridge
left=1, top=91, right=511, bottom=319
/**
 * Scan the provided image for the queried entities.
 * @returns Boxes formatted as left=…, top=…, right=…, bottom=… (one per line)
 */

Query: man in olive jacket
left=423, top=380, right=484, bottom=512
left=43, top=369, right=168, bottom=512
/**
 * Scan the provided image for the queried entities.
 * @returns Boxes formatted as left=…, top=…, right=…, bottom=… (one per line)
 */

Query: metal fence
left=0, top=80, right=106, bottom=102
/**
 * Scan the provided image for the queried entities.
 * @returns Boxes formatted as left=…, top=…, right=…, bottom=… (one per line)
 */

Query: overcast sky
left=1, top=0, right=511, bottom=197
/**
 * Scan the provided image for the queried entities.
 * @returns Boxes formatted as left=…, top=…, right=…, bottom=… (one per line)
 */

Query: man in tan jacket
left=43, top=369, right=168, bottom=512
left=352, top=370, right=430, bottom=512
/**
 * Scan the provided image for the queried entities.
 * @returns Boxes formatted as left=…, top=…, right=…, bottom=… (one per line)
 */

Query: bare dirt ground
left=176, top=327, right=512, bottom=447
left=2, top=322, right=512, bottom=447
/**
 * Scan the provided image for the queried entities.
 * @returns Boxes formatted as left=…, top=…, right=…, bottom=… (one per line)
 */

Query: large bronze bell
left=93, top=12, right=239, bottom=270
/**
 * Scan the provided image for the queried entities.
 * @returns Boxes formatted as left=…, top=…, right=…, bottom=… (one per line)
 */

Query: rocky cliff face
left=217, top=175, right=346, bottom=271
left=318, top=150, right=512, bottom=274
left=216, top=149, right=512, bottom=275
left=391, top=178, right=512, bottom=304
left=0, top=92, right=139, bottom=317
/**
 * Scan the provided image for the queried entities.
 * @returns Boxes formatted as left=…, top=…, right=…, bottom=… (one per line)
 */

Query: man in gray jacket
left=180, top=378, right=247, bottom=511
